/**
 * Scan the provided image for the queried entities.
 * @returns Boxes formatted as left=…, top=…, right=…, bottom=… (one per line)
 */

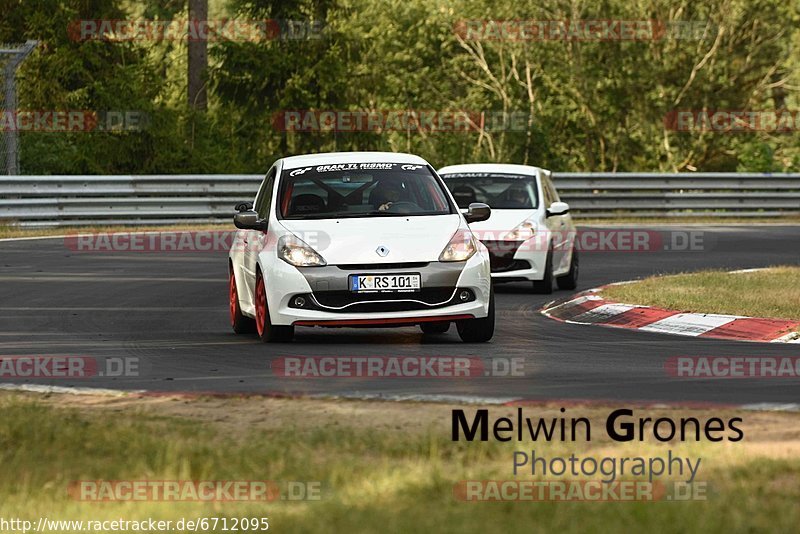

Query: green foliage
left=736, top=141, right=780, bottom=172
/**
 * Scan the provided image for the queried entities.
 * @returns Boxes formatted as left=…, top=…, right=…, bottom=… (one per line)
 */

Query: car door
left=242, top=167, right=276, bottom=302
left=541, top=171, right=569, bottom=272
left=550, top=174, right=576, bottom=273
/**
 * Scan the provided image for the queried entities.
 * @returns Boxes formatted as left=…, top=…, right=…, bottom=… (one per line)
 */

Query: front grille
left=290, top=287, right=474, bottom=313
left=493, top=259, right=531, bottom=273
left=482, top=240, right=524, bottom=272
left=316, top=287, right=455, bottom=307
left=336, top=262, right=429, bottom=271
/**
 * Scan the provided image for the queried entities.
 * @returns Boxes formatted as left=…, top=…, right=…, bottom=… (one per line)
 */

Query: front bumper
left=262, top=251, right=492, bottom=326
left=482, top=239, right=547, bottom=281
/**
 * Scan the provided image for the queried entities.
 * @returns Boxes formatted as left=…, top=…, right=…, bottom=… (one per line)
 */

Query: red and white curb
left=541, top=287, right=800, bottom=344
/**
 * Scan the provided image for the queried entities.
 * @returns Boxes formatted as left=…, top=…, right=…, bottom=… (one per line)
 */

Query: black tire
left=556, top=248, right=579, bottom=290
left=457, top=289, right=495, bottom=343
left=229, top=268, right=256, bottom=334
left=420, top=321, right=450, bottom=334
left=532, top=246, right=554, bottom=294
left=255, top=270, right=295, bottom=343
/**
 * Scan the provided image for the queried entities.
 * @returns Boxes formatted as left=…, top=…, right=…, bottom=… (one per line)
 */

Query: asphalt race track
left=1, top=225, right=798, bottom=404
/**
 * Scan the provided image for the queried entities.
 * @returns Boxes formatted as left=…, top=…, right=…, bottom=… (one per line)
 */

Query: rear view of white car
left=438, top=164, right=578, bottom=293
left=229, top=152, right=495, bottom=343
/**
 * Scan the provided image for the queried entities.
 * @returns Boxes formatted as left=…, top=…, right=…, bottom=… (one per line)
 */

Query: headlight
left=439, top=229, right=477, bottom=262
left=505, top=221, right=536, bottom=241
left=278, top=234, right=326, bottom=267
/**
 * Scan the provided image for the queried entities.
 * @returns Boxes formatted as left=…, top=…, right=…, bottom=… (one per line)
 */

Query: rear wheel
left=420, top=321, right=450, bottom=335
left=229, top=269, right=255, bottom=334
left=532, top=246, right=554, bottom=294
left=556, top=248, right=579, bottom=290
left=457, top=289, right=495, bottom=343
left=255, top=270, right=294, bottom=343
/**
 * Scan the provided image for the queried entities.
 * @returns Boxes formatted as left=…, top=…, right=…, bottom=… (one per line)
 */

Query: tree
left=188, top=0, right=208, bottom=110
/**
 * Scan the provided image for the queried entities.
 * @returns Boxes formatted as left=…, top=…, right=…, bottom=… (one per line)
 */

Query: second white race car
left=438, top=163, right=578, bottom=293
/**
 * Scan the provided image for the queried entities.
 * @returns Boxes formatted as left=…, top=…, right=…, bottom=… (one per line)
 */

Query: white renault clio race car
left=229, top=152, right=495, bottom=343
left=438, top=163, right=578, bottom=294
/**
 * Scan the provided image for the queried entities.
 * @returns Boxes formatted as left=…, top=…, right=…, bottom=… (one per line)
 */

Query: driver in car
left=506, top=185, right=530, bottom=208
left=373, top=180, right=406, bottom=211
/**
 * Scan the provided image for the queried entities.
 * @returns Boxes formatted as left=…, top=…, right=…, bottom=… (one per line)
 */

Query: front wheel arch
left=254, top=265, right=294, bottom=343
left=229, top=260, right=255, bottom=334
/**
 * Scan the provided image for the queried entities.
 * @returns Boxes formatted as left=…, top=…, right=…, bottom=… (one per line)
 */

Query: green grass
left=1, top=394, right=800, bottom=533
left=602, top=266, right=800, bottom=321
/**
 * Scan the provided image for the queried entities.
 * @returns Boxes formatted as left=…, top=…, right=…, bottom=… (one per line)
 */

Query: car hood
left=466, top=209, right=538, bottom=238
left=279, top=214, right=462, bottom=264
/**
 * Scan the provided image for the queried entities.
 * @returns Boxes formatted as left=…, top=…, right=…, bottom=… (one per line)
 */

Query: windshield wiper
left=331, top=210, right=400, bottom=217
left=286, top=210, right=445, bottom=219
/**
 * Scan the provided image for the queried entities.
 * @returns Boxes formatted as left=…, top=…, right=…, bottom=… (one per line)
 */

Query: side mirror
left=464, top=202, right=491, bottom=224
left=235, top=201, right=254, bottom=212
left=233, top=210, right=267, bottom=231
left=546, top=201, right=570, bottom=217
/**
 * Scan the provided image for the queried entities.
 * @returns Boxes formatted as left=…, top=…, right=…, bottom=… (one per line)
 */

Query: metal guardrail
left=553, top=173, right=800, bottom=218
left=1, top=173, right=799, bottom=226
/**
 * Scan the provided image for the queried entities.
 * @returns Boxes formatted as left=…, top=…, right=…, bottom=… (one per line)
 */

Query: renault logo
left=376, top=246, right=390, bottom=257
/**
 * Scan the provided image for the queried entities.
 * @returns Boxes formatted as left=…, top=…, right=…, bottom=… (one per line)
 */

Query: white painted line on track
left=602, top=280, right=641, bottom=287
left=0, top=276, right=221, bottom=282
left=772, top=332, right=800, bottom=343
left=0, top=383, right=145, bottom=396
left=0, top=235, right=69, bottom=243
left=0, top=228, right=230, bottom=244
left=309, top=392, right=521, bottom=404
left=0, top=306, right=219, bottom=311
left=740, top=403, right=800, bottom=412
left=640, top=313, right=740, bottom=337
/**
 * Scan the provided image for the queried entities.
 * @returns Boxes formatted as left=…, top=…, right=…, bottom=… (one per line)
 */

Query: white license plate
left=350, top=274, right=422, bottom=292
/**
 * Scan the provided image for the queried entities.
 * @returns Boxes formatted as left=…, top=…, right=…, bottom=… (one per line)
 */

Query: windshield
left=441, top=172, right=539, bottom=209
left=279, top=162, right=454, bottom=219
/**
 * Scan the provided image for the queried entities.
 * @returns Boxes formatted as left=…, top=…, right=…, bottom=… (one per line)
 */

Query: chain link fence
left=0, top=40, right=38, bottom=175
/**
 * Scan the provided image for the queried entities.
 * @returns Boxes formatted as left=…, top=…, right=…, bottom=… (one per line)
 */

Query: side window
left=255, top=168, right=277, bottom=219
left=546, top=178, right=560, bottom=203
left=541, top=177, right=554, bottom=207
